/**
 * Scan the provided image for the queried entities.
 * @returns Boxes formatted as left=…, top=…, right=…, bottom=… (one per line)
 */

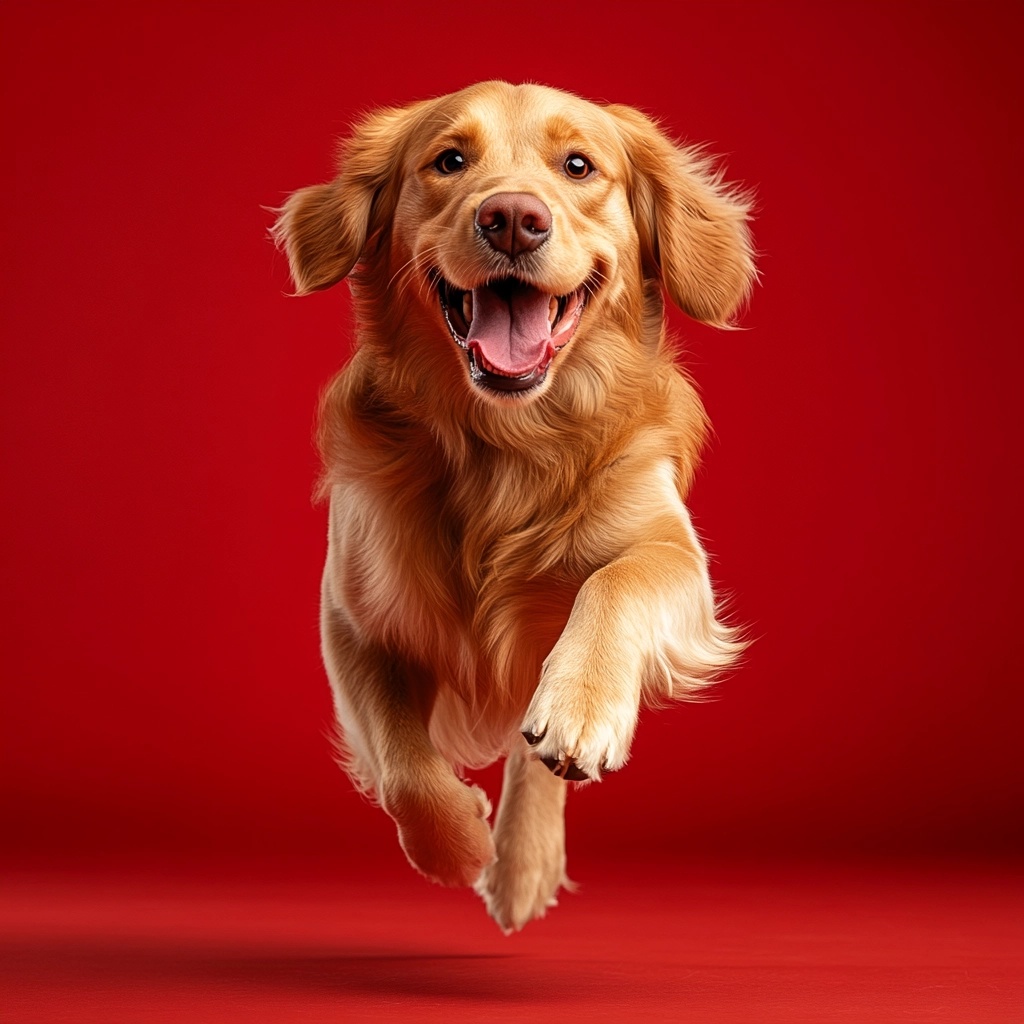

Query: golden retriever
left=272, top=81, right=754, bottom=931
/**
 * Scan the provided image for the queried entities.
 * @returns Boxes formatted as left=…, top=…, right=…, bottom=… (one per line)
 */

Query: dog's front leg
left=321, top=601, right=496, bottom=887
left=522, top=533, right=741, bottom=781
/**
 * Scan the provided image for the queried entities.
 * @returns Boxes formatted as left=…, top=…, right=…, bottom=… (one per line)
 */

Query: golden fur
left=273, top=81, right=755, bottom=931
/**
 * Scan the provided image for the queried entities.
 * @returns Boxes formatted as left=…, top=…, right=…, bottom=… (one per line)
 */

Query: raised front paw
left=520, top=652, right=641, bottom=781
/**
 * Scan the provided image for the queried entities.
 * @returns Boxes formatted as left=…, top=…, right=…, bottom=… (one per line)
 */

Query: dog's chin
left=434, top=273, right=589, bottom=402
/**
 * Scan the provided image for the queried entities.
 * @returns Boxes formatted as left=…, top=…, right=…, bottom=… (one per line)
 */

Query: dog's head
left=273, top=82, right=754, bottom=404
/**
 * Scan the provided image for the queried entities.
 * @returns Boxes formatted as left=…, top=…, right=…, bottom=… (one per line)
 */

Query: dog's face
left=274, top=82, right=754, bottom=404
left=393, top=86, right=634, bottom=399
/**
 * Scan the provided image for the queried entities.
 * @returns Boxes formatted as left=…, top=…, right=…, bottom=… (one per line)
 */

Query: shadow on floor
left=0, top=938, right=616, bottom=1002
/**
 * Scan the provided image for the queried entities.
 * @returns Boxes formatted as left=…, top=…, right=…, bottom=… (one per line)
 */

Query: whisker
left=387, top=244, right=445, bottom=293
left=583, top=265, right=609, bottom=302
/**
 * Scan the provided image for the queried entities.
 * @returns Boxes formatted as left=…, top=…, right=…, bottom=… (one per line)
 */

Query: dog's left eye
left=434, top=149, right=466, bottom=174
left=564, top=154, right=595, bottom=179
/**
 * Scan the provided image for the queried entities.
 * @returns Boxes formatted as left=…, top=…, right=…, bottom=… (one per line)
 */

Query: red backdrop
left=2, top=1, right=1021, bottom=866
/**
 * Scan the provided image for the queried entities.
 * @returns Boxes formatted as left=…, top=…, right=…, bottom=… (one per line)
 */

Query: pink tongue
left=467, top=282, right=553, bottom=376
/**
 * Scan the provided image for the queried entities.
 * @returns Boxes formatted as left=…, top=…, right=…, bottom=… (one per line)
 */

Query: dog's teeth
left=548, top=295, right=558, bottom=327
left=463, top=292, right=473, bottom=323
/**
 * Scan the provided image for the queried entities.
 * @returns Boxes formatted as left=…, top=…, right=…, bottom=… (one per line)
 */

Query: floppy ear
left=271, top=105, right=421, bottom=295
left=606, top=104, right=756, bottom=327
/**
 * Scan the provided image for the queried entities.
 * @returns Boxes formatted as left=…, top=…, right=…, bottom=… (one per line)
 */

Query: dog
left=272, top=81, right=754, bottom=931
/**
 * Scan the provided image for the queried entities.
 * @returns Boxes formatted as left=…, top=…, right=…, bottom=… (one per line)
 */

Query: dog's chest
left=329, top=470, right=592, bottom=681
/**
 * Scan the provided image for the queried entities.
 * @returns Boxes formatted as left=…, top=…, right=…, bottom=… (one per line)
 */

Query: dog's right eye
left=434, top=149, right=466, bottom=175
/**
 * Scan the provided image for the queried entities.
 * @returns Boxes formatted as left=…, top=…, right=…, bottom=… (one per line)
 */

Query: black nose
left=475, top=192, right=551, bottom=259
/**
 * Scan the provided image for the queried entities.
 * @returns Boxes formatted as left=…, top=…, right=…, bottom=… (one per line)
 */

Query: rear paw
left=385, top=780, right=496, bottom=888
left=475, top=854, right=573, bottom=933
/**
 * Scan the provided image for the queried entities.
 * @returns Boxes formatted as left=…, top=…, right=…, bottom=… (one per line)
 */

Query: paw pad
left=540, top=756, right=590, bottom=781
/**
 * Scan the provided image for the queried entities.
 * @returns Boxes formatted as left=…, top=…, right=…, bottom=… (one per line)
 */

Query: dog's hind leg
left=321, top=599, right=495, bottom=888
left=475, top=736, right=573, bottom=932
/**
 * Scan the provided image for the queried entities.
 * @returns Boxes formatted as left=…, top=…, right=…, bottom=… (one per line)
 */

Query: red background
left=2, top=1, right=1022, bottom=871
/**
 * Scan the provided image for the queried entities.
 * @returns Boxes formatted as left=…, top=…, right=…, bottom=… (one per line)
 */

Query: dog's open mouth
left=436, top=276, right=587, bottom=394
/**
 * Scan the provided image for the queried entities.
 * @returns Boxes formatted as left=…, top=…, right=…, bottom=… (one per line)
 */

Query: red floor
left=3, top=857, right=1022, bottom=1023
